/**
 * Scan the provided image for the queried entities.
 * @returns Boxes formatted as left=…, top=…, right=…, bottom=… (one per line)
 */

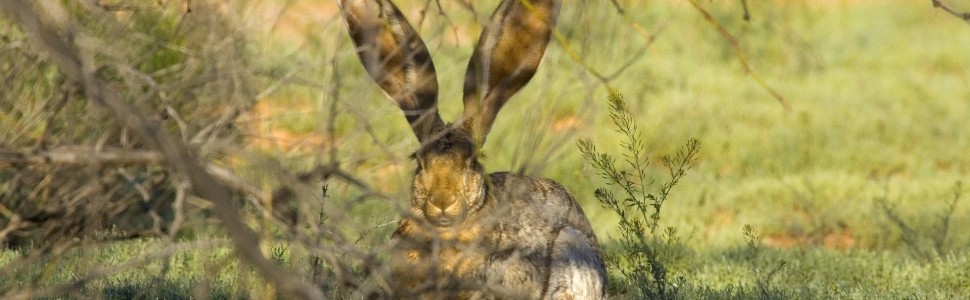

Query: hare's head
left=410, top=130, right=483, bottom=226
left=340, top=0, right=560, bottom=227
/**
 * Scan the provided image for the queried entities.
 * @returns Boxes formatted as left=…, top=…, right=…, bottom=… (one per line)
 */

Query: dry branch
left=0, top=148, right=164, bottom=166
left=932, top=0, right=970, bottom=23
left=0, top=147, right=260, bottom=200
left=0, top=147, right=384, bottom=205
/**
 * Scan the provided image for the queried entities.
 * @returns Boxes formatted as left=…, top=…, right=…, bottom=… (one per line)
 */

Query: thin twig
left=741, top=0, right=751, bottom=21
left=931, top=0, right=970, bottom=23
left=0, top=206, right=24, bottom=243
left=549, top=27, right=609, bottom=86
left=168, top=179, right=191, bottom=240
left=327, top=53, right=342, bottom=165
left=686, top=0, right=790, bottom=110
left=608, top=0, right=666, bottom=46
left=543, top=0, right=668, bottom=89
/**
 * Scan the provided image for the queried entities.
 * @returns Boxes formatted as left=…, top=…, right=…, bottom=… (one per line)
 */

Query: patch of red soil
left=551, top=116, right=583, bottom=132
left=762, top=227, right=856, bottom=251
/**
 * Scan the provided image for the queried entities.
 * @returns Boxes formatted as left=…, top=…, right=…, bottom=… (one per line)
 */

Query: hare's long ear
left=340, top=0, right=444, bottom=142
left=461, top=0, right=561, bottom=146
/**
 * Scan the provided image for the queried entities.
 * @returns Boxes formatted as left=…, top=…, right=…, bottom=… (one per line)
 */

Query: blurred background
left=2, top=0, right=969, bottom=298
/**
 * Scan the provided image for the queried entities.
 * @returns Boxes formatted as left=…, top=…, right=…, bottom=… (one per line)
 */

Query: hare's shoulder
left=486, top=172, right=598, bottom=240
left=480, top=173, right=606, bottom=298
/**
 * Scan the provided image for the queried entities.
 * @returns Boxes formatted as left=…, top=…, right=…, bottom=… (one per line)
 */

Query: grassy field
left=2, top=0, right=970, bottom=298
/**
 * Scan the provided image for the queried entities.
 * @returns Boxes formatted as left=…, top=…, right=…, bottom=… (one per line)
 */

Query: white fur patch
left=547, top=227, right=606, bottom=299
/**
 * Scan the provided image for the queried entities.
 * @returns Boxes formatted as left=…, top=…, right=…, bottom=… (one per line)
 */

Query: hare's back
left=487, top=172, right=600, bottom=248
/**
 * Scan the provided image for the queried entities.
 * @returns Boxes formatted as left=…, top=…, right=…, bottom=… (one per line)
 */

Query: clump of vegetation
left=741, top=224, right=788, bottom=300
left=876, top=181, right=965, bottom=259
left=0, top=1, right=253, bottom=251
left=579, top=91, right=701, bottom=299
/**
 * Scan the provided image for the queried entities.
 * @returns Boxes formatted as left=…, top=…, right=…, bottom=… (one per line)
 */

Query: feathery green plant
left=578, top=91, right=700, bottom=300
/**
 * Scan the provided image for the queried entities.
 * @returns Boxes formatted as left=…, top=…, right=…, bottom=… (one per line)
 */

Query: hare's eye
left=414, top=185, right=428, bottom=196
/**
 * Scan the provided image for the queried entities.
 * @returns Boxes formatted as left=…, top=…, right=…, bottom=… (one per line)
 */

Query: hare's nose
left=430, top=198, right=455, bottom=212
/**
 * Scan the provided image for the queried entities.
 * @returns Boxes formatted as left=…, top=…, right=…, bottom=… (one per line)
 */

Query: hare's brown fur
left=391, top=175, right=604, bottom=298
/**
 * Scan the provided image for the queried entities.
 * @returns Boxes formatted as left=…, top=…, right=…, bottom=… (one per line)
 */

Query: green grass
left=3, top=0, right=970, bottom=298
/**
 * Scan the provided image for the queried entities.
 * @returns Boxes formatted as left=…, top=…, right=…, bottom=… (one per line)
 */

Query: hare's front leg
left=389, top=242, right=433, bottom=296
left=479, top=249, right=548, bottom=299
left=390, top=235, right=489, bottom=298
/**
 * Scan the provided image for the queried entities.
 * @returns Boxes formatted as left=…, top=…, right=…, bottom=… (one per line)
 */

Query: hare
left=339, top=0, right=607, bottom=298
